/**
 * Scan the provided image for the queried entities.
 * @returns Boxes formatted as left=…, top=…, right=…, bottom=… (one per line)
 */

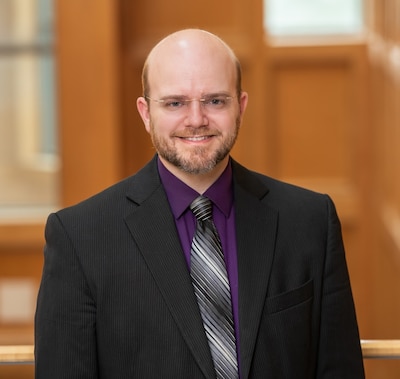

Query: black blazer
left=35, top=156, right=365, bottom=378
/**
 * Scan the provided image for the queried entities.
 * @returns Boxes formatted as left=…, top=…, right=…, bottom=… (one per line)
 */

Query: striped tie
left=190, top=195, right=238, bottom=379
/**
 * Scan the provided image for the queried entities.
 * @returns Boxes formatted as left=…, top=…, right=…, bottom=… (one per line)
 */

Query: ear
left=239, top=91, right=249, bottom=116
left=136, top=97, right=151, bottom=133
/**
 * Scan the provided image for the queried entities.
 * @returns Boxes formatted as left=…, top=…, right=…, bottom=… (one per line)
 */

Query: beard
left=149, top=118, right=241, bottom=175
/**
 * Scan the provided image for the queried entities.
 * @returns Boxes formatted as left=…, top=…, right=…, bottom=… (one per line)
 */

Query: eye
left=163, top=99, right=186, bottom=108
left=204, top=96, right=228, bottom=108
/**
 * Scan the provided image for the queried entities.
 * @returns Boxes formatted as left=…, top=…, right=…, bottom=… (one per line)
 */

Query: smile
left=181, top=136, right=212, bottom=142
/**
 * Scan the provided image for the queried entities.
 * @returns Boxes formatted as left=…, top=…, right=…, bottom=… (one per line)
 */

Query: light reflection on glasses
left=144, top=94, right=236, bottom=113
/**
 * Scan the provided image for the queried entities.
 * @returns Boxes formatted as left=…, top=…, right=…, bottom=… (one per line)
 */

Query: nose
left=184, top=100, right=208, bottom=127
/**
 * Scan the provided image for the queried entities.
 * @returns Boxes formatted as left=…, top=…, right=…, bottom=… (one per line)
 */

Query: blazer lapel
left=124, top=159, right=215, bottom=379
left=232, top=162, right=278, bottom=379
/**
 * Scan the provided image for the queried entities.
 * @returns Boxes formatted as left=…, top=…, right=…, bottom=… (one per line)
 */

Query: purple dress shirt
left=157, top=158, right=240, bottom=365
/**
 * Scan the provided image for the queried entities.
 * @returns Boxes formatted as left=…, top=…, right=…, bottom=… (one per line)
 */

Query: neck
left=159, top=156, right=229, bottom=194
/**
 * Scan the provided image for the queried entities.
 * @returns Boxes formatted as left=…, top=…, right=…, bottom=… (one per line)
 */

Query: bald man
left=35, top=29, right=365, bottom=378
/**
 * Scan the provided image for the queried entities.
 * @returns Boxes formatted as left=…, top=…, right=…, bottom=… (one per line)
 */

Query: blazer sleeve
left=316, top=196, right=364, bottom=378
left=35, top=212, right=98, bottom=379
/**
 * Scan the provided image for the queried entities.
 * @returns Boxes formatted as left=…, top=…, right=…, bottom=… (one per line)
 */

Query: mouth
left=181, top=136, right=212, bottom=142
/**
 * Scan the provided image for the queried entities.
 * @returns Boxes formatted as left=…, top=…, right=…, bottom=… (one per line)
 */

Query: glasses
left=144, top=94, right=236, bottom=113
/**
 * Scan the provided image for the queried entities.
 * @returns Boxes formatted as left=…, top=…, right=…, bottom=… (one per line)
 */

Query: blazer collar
left=232, top=161, right=278, bottom=379
left=125, top=156, right=216, bottom=378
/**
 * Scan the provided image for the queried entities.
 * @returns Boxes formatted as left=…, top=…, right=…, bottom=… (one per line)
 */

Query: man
left=35, top=29, right=365, bottom=378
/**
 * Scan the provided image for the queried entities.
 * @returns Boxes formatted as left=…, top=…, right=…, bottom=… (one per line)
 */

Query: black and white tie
left=190, top=195, right=238, bottom=379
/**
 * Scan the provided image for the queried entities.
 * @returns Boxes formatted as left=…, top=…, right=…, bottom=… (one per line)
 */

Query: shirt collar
left=157, top=157, right=233, bottom=219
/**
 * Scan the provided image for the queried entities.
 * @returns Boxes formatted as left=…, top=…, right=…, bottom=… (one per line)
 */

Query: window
left=0, top=0, right=58, bottom=221
left=264, top=0, right=364, bottom=36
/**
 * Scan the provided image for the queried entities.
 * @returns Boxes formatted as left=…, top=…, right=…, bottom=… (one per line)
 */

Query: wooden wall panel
left=274, top=64, right=352, bottom=179
left=56, top=0, right=123, bottom=206
left=365, top=0, right=400, bottom=376
left=263, top=43, right=371, bottom=339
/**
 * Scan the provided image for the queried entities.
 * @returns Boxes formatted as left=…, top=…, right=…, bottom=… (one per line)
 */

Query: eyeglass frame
left=143, top=94, right=237, bottom=112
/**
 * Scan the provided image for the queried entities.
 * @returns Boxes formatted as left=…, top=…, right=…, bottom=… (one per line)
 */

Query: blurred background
left=0, top=0, right=399, bottom=377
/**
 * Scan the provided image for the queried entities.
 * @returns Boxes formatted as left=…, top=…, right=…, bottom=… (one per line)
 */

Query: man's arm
left=316, top=196, right=365, bottom=378
left=35, top=212, right=98, bottom=379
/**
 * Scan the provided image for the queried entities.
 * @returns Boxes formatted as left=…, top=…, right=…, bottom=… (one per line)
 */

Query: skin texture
left=136, top=29, right=248, bottom=194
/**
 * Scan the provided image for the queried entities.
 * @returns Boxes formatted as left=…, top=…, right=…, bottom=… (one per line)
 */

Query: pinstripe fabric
left=190, top=196, right=238, bottom=379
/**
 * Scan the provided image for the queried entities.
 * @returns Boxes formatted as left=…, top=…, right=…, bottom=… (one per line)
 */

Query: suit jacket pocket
left=253, top=280, right=315, bottom=378
left=265, top=279, right=313, bottom=314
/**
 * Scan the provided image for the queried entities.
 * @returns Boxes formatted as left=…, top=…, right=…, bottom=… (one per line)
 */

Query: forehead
left=147, top=34, right=237, bottom=95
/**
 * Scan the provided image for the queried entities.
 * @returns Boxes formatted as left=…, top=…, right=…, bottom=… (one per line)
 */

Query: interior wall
left=1, top=0, right=400, bottom=378
left=56, top=0, right=123, bottom=206
left=264, top=42, right=372, bottom=338
left=365, top=0, right=400, bottom=376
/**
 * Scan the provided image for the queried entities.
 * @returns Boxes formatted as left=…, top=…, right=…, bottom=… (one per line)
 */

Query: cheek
left=216, top=114, right=240, bottom=132
left=144, top=120, right=151, bottom=134
left=149, top=115, right=176, bottom=137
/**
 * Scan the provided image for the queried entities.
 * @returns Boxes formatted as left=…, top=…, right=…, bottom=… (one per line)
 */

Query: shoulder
left=232, top=160, right=336, bottom=222
left=232, top=160, right=329, bottom=203
left=53, top=157, right=161, bottom=223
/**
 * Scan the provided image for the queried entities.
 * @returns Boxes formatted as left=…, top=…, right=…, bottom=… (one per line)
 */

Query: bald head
left=136, top=29, right=249, bottom=185
left=141, top=29, right=242, bottom=98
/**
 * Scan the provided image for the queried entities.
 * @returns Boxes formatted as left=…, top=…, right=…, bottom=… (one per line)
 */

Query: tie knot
left=190, top=196, right=213, bottom=221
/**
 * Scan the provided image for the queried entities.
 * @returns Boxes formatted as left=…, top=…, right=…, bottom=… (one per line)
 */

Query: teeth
left=185, top=136, right=209, bottom=141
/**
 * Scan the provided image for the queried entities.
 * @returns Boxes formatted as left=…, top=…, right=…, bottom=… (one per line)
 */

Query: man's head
left=137, top=29, right=248, bottom=182
left=141, top=30, right=243, bottom=100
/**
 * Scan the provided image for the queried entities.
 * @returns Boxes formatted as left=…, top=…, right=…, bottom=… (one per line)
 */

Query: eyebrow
left=158, top=92, right=232, bottom=100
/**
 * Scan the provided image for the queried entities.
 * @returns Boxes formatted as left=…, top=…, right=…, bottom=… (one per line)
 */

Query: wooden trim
left=1, top=340, right=400, bottom=364
left=0, top=345, right=34, bottom=364
left=361, top=340, right=400, bottom=359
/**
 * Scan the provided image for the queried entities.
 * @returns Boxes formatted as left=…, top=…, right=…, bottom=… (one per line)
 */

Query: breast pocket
left=256, top=280, right=315, bottom=377
left=265, top=279, right=314, bottom=315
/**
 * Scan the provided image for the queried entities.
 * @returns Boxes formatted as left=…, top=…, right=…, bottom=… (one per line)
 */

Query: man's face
left=138, top=37, right=248, bottom=175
